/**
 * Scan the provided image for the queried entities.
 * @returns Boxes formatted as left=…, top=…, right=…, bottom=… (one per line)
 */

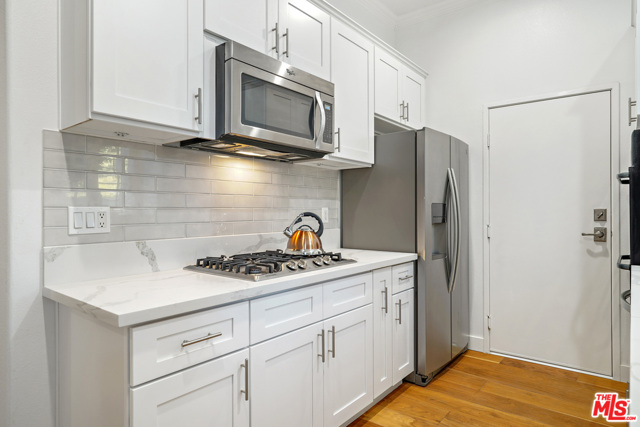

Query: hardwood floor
left=349, top=351, right=627, bottom=426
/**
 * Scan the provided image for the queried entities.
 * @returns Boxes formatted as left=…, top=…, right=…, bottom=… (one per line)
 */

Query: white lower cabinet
left=131, top=349, right=250, bottom=427
left=250, top=323, right=324, bottom=427
left=393, top=289, right=415, bottom=384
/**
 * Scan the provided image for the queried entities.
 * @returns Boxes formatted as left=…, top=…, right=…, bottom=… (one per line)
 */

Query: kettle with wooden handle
left=283, top=212, right=324, bottom=255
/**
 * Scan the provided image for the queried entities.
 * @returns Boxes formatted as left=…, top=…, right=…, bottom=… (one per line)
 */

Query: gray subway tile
left=271, top=174, right=299, bottom=185
left=111, top=209, right=156, bottom=225
left=86, top=173, right=156, bottom=191
left=233, top=221, right=272, bottom=235
left=124, top=192, right=185, bottom=208
left=303, top=176, right=339, bottom=189
left=44, top=209, right=68, bottom=227
left=124, top=224, right=185, bottom=241
left=43, top=131, right=86, bottom=152
left=234, top=195, right=272, bottom=208
left=211, top=208, right=253, bottom=222
left=211, top=181, right=254, bottom=195
left=87, top=136, right=156, bottom=159
left=253, top=208, right=291, bottom=221
left=253, top=183, right=288, bottom=197
left=317, top=188, right=338, bottom=199
left=252, top=158, right=290, bottom=173
left=157, top=209, right=211, bottom=223
left=156, top=145, right=210, bottom=164
left=44, top=226, right=125, bottom=246
left=157, top=178, right=210, bottom=194
left=44, top=170, right=86, bottom=189
left=288, top=186, right=316, bottom=198
left=186, top=222, right=233, bottom=238
left=209, top=167, right=272, bottom=183
left=44, top=189, right=124, bottom=208
left=44, top=150, right=123, bottom=173
left=124, top=158, right=185, bottom=177
left=210, top=154, right=254, bottom=169
left=186, top=194, right=235, bottom=208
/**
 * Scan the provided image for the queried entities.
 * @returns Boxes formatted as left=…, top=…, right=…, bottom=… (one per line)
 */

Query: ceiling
left=373, top=0, right=447, bottom=18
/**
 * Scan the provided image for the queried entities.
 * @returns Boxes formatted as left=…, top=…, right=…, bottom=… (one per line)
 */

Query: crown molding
left=352, top=0, right=398, bottom=23
left=396, top=0, right=487, bottom=27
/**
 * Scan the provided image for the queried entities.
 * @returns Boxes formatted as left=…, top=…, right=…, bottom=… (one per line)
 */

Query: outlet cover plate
left=68, top=207, right=111, bottom=235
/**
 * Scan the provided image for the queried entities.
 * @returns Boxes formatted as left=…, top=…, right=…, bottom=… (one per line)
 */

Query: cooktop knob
left=286, top=260, right=298, bottom=271
left=313, top=257, right=323, bottom=266
left=297, top=260, right=307, bottom=269
left=322, top=255, right=331, bottom=265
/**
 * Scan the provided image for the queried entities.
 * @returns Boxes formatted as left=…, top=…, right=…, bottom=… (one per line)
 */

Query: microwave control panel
left=322, top=103, right=333, bottom=144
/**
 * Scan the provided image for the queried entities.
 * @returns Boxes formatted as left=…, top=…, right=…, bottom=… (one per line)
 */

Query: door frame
left=482, top=83, right=621, bottom=379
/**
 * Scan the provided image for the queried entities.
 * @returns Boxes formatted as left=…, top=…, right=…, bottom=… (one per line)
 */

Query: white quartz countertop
left=43, top=249, right=417, bottom=327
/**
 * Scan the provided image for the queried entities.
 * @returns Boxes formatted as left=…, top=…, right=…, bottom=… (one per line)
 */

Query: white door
left=488, top=90, right=612, bottom=375
left=278, top=0, right=331, bottom=80
left=204, top=0, right=272, bottom=54
left=372, top=268, right=393, bottom=398
left=392, top=289, right=415, bottom=384
left=92, top=0, right=203, bottom=131
left=330, top=20, right=375, bottom=164
left=130, top=349, right=249, bottom=427
left=402, top=69, right=424, bottom=129
left=323, top=305, right=373, bottom=427
left=250, top=323, right=324, bottom=427
left=374, top=47, right=402, bottom=123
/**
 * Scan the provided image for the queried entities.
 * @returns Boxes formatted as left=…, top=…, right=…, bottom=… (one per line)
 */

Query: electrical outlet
left=321, top=207, right=329, bottom=223
left=68, top=207, right=110, bottom=235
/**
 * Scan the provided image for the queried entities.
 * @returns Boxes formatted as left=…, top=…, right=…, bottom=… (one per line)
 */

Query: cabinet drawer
left=323, top=272, right=373, bottom=318
left=392, top=262, right=414, bottom=294
left=250, top=284, right=323, bottom=344
left=130, top=302, right=249, bottom=386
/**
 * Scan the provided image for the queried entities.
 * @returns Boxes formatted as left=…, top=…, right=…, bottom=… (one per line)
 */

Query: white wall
left=4, top=0, right=58, bottom=425
left=396, top=0, right=635, bottom=364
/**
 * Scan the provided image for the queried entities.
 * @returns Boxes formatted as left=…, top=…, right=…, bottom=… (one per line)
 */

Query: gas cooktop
left=184, top=249, right=356, bottom=282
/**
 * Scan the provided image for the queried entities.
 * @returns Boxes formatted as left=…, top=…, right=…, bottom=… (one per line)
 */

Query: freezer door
left=416, top=128, right=454, bottom=378
left=450, top=137, right=469, bottom=359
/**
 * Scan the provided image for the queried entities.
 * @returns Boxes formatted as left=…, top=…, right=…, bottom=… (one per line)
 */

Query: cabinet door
left=372, top=268, right=393, bottom=398
left=130, top=349, right=249, bottom=427
left=402, top=68, right=425, bottom=129
left=204, top=0, right=273, bottom=55
left=393, top=289, right=415, bottom=384
left=323, top=305, right=373, bottom=427
left=329, top=20, right=374, bottom=164
left=251, top=323, right=324, bottom=427
left=278, top=0, right=331, bottom=80
left=374, top=47, right=403, bottom=123
left=92, top=0, right=203, bottom=131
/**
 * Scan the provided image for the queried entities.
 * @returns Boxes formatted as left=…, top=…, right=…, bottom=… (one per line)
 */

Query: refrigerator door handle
left=447, top=168, right=461, bottom=294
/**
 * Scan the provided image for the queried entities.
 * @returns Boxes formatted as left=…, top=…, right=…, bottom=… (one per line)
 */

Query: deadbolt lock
left=593, top=209, right=607, bottom=221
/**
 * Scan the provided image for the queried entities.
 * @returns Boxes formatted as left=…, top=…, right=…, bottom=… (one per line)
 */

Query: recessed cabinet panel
left=393, top=290, right=415, bottom=384
left=372, top=268, right=394, bottom=398
left=403, top=70, right=425, bottom=129
left=204, top=0, right=271, bottom=53
left=374, top=49, right=402, bottom=122
left=93, top=0, right=203, bottom=131
left=392, top=262, right=415, bottom=294
left=323, top=272, right=373, bottom=318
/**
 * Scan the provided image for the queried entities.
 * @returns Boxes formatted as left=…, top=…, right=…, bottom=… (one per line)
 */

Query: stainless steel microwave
left=168, top=41, right=335, bottom=162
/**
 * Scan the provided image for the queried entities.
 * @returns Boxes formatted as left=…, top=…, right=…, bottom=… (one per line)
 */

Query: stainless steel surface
left=181, top=332, right=222, bottom=348
left=335, top=128, right=341, bottom=152
left=241, top=358, right=249, bottom=401
left=397, top=299, right=402, bottom=325
left=283, top=28, right=289, bottom=57
left=195, top=88, right=202, bottom=124
left=594, top=208, right=607, bottom=221
left=329, top=325, right=335, bottom=358
left=581, top=226, right=607, bottom=242
left=382, top=286, right=388, bottom=314
left=318, top=329, right=325, bottom=363
left=271, top=23, right=279, bottom=54
left=341, top=127, right=470, bottom=385
left=630, top=98, right=637, bottom=126
left=622, top=290, right=631, bottom=312
left=315, top=91, right=326, bottom=147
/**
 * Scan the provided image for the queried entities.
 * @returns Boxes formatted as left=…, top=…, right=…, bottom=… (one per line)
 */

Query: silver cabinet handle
left=396, top=300, right=402, bottom=325
left=283, top=28, right=289, bottom=58
left=271, top=23, right=279, bottom=54
left=315, top=92, right=326, bottom=147
left=241, top=358, right=249, bottom=401
left=318, top=329, right=325, bottom=363
left=400, top=101, right=406, bottom=120
left=335, top=128, right=341, bottom=152
left=406, top=102, right=410, bottom=122
left=382, top=286, right=388, bottom=314
left=630, top=98, right=637, bottom=126
left=399, top=275, right=413, bottom=281
left=327, top=325, right=336, bottom=358
left=181, top=332, right=221, bottom=348
left=194, top=88, right=202, bottom=124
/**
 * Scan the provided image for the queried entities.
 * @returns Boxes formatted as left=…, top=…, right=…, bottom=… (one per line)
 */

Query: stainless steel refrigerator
left=341, top=127, right=469, bottom=385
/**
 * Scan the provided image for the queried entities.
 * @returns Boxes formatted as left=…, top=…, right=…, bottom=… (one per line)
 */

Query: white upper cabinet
left=205, top=0, right=331, bottom=80
left=374, top=46, right=426, bottom=129
left=60, top=0, right=204, bottom=144
left=326, top=19, right=374, bottom=165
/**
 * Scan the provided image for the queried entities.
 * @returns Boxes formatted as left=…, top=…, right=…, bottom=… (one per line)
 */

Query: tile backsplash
left=43, top=131, right=340, bottom=246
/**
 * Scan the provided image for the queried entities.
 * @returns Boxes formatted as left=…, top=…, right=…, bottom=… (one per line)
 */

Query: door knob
left=581, top=227, right=607, bottom=242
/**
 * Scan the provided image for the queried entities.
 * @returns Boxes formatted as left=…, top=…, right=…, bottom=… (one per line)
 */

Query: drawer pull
left=382, top=286, right=389, bottom=314
left=181, top=332, right=222, bottom=348
left=399, top=275, right=413, bottom=281
left=327, top=325, right=336, bottom=359
left=318, top=329, right=325, bottom=363
left=241, top=358, right=249, bottom=401
left=396, top=300, right=402, bottom=325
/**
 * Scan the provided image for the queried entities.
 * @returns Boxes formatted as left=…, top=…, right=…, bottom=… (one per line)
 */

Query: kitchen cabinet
left=374, top=47, right=426, bottom=129
left=60, top=0, right=204, bottom=144
left=323, top=19, right=375, bottom=166
left=372, top=268, right=394, bottom=397
left=131, top=349, right=250, bottom=427
left=205, top=0, right=331, bottom=80
left=250, top=323, right=324, bottom=427
left=392, top=289, right=415, bottom=384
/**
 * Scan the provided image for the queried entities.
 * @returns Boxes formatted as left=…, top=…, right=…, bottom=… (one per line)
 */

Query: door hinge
left=486, top=224, right=491, bottom=239
left=487, top=315, right=491, bottom=330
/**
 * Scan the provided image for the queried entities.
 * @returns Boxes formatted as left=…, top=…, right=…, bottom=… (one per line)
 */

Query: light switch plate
left=68, top=207, right=110, bottom=235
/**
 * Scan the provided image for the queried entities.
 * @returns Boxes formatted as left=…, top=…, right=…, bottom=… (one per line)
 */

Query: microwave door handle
left=315, top=92, right=326, bottom=148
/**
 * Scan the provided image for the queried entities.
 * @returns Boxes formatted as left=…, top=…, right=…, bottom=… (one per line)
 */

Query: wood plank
left=428, top=366, right=487, bottom=391
left=464, top=350, right=504, bottom=363
left=363, top=407, right=440, bottom=427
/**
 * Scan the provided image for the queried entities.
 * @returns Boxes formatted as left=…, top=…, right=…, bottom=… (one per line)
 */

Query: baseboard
left=621, top=364, right=630, bottom=383
left=468, top=335, right=484, bottom=351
